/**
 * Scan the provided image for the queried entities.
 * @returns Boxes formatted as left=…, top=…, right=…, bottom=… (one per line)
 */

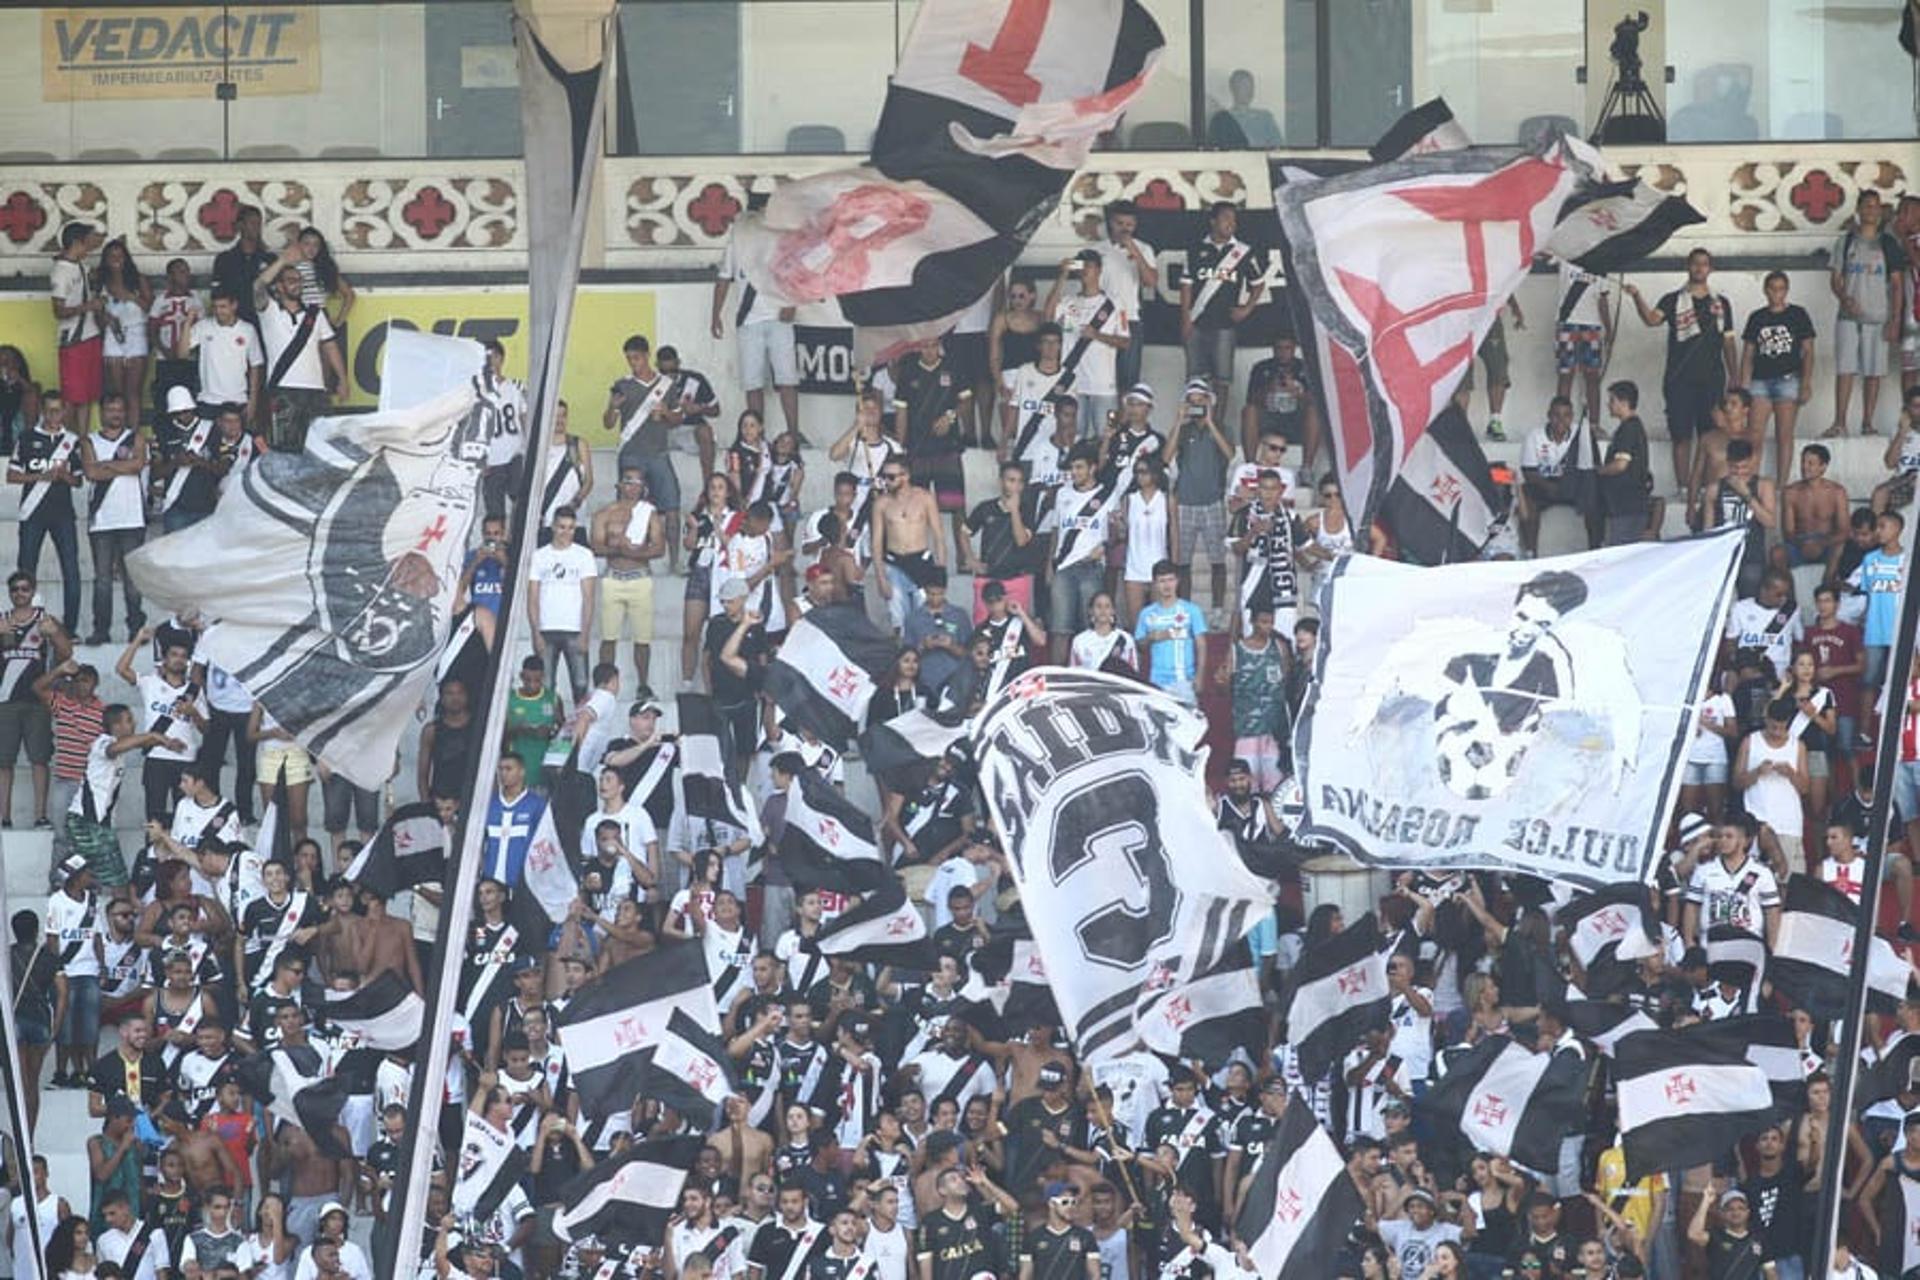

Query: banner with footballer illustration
left=1293, top=529, right=1743, bottom=888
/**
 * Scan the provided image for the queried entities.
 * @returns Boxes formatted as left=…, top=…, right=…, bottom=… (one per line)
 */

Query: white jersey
left=46, top=889, right=101, bottom=978
left=482, top=376, right=530, bottom=468
left=137, top=672, right=205, bottom=761
left=1123, top=488, right=1170, bottom=583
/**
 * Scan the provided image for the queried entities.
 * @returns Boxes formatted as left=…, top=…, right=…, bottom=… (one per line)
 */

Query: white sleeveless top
left=1741, top=731, right=1803, bottom=839
left=1124, top=488, right=1169, bottom=582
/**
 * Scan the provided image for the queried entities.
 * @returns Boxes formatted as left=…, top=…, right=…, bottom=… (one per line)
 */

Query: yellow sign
left=340, top=287, right=655, bottom=446
left=0, top=289, right=652, bottom=448
left=43, top=6, right=321, bottom=102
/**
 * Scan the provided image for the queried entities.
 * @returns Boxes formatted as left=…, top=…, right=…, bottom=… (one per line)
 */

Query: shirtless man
left=354, top=885, right=425, bottom=993
left=1782, top=442, right=1851, bottom=576
left=1690, top=387, right=1763, bottom=528
left=981, top=1022, right=1075, bottom=1108
left=158, top=1102, right=244, bottom=1195
left=269, top=1112, right=354, bottom=1236
left=871, top=456, right=946, bottom=633
left=706, top=1094, right=773, bottom=1185
left=590, top=467, right=666, bottom=683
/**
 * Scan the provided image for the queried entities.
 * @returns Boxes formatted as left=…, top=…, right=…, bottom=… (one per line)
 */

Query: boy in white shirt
left=528, top=506, right=598, bottom=703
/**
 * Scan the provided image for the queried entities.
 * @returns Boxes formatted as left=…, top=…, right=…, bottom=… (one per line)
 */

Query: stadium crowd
left=1, top=182, right=1919, bottom=1280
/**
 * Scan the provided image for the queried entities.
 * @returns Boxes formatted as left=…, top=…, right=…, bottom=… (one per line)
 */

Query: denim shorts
left=59, top=973, right=99, bottom=1043
left=1754, top=374, right=1801, bottom=403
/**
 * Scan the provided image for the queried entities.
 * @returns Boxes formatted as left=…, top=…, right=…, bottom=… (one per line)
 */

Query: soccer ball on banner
left=1433, top=718, right=1525, bottom=801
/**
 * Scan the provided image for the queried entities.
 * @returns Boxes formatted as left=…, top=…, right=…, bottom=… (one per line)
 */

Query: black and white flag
left=970, top=667, right=1273, bottom=1063
left=1545, top=178, right=1707, bottom=276
left=640, top=1010, right=742, bottom=1127
left=454, top=1108, right=532, bottom=1221
left=1769, top=875, right=1914, bottom=1019
left=1678, top=1013, right=1806, bottom=1110
left=957, top=931, right=1060, bottom=1034
left=1297, top=531, right=1743, bottom=888
left=1235, top=1101, right=1365, bottom=1280
left=777, top=767, right=889, bottom=893
left=1563, top=882, right=1661, bottom=972
left=1419, top=1035, right=1586, bottom=1175
left=732, top=0, right=1165, bottom=358
left=344, top=800, right=445, bottom=899
left=675, top=695, right=763, bottom=843
left=1614, top=1029, right=1775, bottom=1181
left=1137, top=947, right=1266, bottom=1069
left=1555, top=992, right=1656, bottom=1057
left=858, top=705, right=969, bottom=791
left=548, top=1136, right=702, bottom=1248
left=1281, top=914, right=1391, bottom=1082
left=1367, top=97, right=1472, bottom=161
left=1376, top=404, right=1503, bottom=566
left=323, top=972, right=425, bottom=1051
left=1706, top=923, right=1770, bottom=1012
left=809, top=881, right=938, bottom=970
left=556, top=942, right=721, bottom=1122
left=237, top=1047, right=355, bottom=1160
left=764, top=604, right=900, bottom=748
left=127, top=332, right=491, bottom=788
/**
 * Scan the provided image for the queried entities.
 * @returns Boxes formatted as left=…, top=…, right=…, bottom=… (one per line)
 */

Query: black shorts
left=945, top=332, right=990, bottom=384
left=1665, top=378, right=1722, bottom=442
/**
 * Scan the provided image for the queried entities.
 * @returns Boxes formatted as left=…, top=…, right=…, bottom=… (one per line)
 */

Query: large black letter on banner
left=1049, top=770, right=1177, bottom=970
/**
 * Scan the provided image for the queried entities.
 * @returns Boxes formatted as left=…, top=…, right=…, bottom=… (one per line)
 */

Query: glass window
left=1115, top=0, right=1193, bottom=149
left=1199, top=0, right=1303, bottom=148
left=1415, top=0, right=1584, bottom=148
left=1666, top=0, right=1913, bottom=142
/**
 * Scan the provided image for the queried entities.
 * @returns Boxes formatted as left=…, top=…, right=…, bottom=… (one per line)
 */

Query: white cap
left=165, top=385, right=196, bottom=415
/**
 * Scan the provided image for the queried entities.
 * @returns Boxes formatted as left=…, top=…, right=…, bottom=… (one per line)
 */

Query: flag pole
left=382, top=14, right=612, bottom=1276
left=1813, top=506, right=1920, bottom=1267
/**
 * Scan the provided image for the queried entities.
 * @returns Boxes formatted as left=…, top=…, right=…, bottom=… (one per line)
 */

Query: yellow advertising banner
left=43, top=6, right=321, bottom=102
left=0, top=286, right=655, bottom=447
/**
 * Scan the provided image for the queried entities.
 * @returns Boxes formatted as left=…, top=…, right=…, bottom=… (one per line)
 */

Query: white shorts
left=737, top=320, right=798, bottom=391
left=1835, top=316, right=1890, bottom=378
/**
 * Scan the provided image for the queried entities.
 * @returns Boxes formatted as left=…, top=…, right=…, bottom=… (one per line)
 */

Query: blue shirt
left=1854, top=548, right=1904, bottom=645
left=1135, top=599, right=1207, bottom=689
left=465, top=549, right=506, bottom=616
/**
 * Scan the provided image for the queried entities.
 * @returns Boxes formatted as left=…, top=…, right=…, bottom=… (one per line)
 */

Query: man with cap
left=705, top=574, right=770, bottom=776
left=47, top=851, right=105, bottom=1088
left=302, top=1200, right=373, bottom=1280
left=1002, top=1062, right=1094, bottom=1195
left=1688, top=1184, right=1774, bottom=1280
left=1142, top=1067, right=1225, bottom=1232
left=1044, top=250, right=1130, bottom=441
left=1379, top=1187, right=1464, bottom=1280
left=1164, top=375, right=1235, bottom=616
left=1019, top=1179, right=1100, bottom=1280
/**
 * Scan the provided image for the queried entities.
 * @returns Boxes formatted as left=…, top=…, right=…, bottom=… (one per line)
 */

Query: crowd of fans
left=0, top=182, right=1918, bottom=1280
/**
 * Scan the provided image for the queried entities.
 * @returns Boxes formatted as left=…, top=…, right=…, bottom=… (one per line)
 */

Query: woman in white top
left=1117, top=457, right=1177, bottom=627
left=1780, top=649, right=1838, bottom=845
left=1680, top=674, right=1740, bottom=823
left=1733, top=695, right=1810, bottom=872
left=44, top=1215, right=95, bottom=1280
left=1070, top=591, right=1138, bottom=674
left=96, top=239, right=151, bottom=416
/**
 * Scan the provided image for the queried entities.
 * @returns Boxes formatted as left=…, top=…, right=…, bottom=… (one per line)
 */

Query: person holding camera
left=1165, top=377, right=1235, bottom=617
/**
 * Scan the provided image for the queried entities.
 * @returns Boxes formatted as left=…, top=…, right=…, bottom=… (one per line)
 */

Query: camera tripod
left=1592, top=68, right=1666, bottom=143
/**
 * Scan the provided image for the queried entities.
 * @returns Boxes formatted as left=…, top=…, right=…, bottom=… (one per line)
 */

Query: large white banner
left=1295, top=530, right=1742, bottom=888
left=971, top=668, right=1274, bottom=1063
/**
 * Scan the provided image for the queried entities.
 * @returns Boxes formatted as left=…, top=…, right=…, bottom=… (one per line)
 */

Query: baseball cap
left=165, top=385, right=196, bottom=415
left=1037, top=1063, right=1067, bottom=1088
left=1259, top=1075, right=1289, bottom=1094
left=717, top=575, right=749, bottom=602
left=1182, top=377, right=1216, bottom=402
left=1718, top=1187, right=1748, bottom=1207
left=1404, top=1188, right=1436, bottom=1207
left=1123, top=383, right=1155, bottom=406
left=319, top=1201, right=348, bottom=1222
left=58, top=853, right=89, bottom=881
left=1676, top=812, right=1712, bottom=847
left=1074, top=249, right=1101, bottom=265
left=1045, top=1179, right=1076, bottom=1198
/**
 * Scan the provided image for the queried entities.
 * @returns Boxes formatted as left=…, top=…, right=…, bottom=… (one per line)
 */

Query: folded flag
left=556, top=942, right=720, bottom=1122
left=1138, top=946, right=1266, bottom=1070
left=1706, top=924, right=1768, bottom=1013
left=1544, top=177, right=1707, bottom=276
left=1564, top=882, right=1662, bottom=971
left=1376, top=403, right=1504, bottom=566
left=640, top=1009, right=743, bottom=1128
left=1236, top=1099, right=1365, bottom=1279
left=1555, top=991, right=1657, bottom=1057
left=1614, top=1028, right=1775, bottom=1182
left=322, top=972, right=425, bottom=1052
left=1418, top=1035, right=1586, bottom=1175
left=808, top=880, right=938, bottom=971
left=344, top=800, right=446, bottom=899
left=547, top=1136, right=704, bottom=1248
left=1677, top=1012, right=1806, bottom=1110
left=676, top=694, right=763, bottom=844
left=1281, top=913, right=1391, bottom=1082
left=859, top=705, right=969, bottom=792
left=764, top=604, right=900, bottom=749
left=237, top=1046, right=355, bottom=1161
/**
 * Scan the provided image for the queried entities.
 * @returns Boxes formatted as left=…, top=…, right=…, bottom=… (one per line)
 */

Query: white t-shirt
left=720, top=233, right=784, bottom=326
left=1054, top=291, right=1128, bottom=397
left=482, top=376, right=530, bottom=469
left=1557, top=263, right=1613, bottom=328
left=205, top=662, right=254, bottom=715
left=72, top=733, right=128, bottom=825
left=137, top=671, right=205, bottom=761
left=1071, top=627, right=1137, bottom=672
left=1001, top=362, right=1064, bottom=458
left=1378, top=1217, right=1463, bottom=1280
left=1095, top=237, right=1157, bottom=320
left=149, top=290, right=204, bottom=357
left=99, top=1222, right=171, bottom=1280
left=1521, top=426, right=1577, bottom=479
left=258, top=302, right=337, bottom=392
left=45, top=889, right=100, bottom=978
left=187, top=317, right=264, bottom=407
left=1725, top=598, right=1803, bottom=680
left=1686, top=856, right=1781, bottom=935
left=575, top=687, right=620, bottom=774
left=925, top=859, right=987, bottom=932
left=530, top=541, right=598, bottom=633
left=172, top=793, right=240, bottom=851
left=50, top=257, right=99, bottom=345
left=1688, top=692, right=1736, bottom=766
left=862, top=1220, right=912, bottom=1280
